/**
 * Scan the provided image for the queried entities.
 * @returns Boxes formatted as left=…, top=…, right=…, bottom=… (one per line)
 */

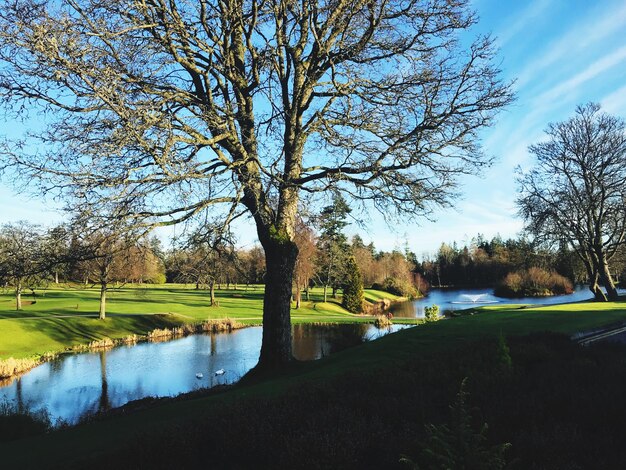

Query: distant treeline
left=416, top=235, right=625, bottom=289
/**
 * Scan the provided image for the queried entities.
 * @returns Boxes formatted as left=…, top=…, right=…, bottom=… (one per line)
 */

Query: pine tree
left=316, top=194, right=352, bottom=302
left=342, top=256, right=364, bottom=314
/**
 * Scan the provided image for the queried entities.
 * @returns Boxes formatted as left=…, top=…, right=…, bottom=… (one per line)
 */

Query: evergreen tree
left=342, top=256, right=364, bottom=313
left=316, top=194, right=352, bottom=302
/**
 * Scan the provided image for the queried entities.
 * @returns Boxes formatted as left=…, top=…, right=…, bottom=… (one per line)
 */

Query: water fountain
left=450, top=293, right=499, bottom=305
left=465, top=294, right=486, bottom=303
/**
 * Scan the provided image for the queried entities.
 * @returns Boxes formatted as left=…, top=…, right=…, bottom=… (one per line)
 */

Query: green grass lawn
left=0, top=284, right=408, bottom=359
left=1, top=297, right=626, bottom=468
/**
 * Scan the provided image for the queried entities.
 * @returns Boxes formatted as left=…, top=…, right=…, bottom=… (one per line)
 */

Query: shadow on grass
left=16, top=314, right=184, bottom=349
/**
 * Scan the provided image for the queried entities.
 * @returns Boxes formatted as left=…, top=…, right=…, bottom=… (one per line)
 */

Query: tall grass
left=147, top=318, right=245, bottom=341
left=0, top=400, right=52, bottom=441
left=373, top=315, right=393, bottom=328
left=0, top=357, right=40, bottom=380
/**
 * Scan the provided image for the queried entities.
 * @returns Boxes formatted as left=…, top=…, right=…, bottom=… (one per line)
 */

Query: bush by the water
left=424, top=304, right=440, bottom=322
left=372, top=276, right=418, bottom=299
left=0, top=401, right=52, bottom=441
left=494, top=267, right=573, bottom=297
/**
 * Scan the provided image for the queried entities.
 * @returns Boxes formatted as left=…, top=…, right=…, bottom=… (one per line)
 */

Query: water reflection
left=99, top=351, right=110, bottom=413
left=292, top=323, right=371, bottom=360
left=0, top=323, right=409, bottom=424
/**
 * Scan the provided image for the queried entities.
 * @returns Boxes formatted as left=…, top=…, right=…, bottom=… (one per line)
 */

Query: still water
left=0, top=323, right=409, bottom=424
left=391, top=285, right=619, bottom=318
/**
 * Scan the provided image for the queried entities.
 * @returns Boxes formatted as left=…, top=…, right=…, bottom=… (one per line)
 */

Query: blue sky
left=355, top=0, right=626, bottom=256
left=1, top=0, right=625, bottom=256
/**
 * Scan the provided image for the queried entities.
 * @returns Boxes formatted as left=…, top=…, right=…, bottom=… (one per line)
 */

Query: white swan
left=195, top=372, right=204, bottom=379
left=215, top=368, right=225, bottom=375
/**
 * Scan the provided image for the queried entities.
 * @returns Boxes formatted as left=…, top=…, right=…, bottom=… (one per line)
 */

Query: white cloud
left=600, top=84, right=626, bottom=117
left=515, top=2, right=626, bottom=89
left=535, top=45, right=626, bottom=104
left=495, top=0, right=553, bottom=47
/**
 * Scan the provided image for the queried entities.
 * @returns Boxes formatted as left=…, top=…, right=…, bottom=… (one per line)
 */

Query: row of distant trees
left=0, top=222, right=166, bottom=314
left=0, top=196, right=423, bottom=316
left=418, top=234, right=626, bottom=291
left=3, top=217, right=624, bottom=319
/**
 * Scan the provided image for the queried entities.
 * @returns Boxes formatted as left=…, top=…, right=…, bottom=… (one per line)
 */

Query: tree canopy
left=0, top=0, right=512, bottom=367
left=517, top=103, right=626, bottom=301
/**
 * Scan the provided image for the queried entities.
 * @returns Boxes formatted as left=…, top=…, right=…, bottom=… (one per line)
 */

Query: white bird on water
left=215, top=369, right=225, bottom=376
left=195, top=373, right=204, bottom=379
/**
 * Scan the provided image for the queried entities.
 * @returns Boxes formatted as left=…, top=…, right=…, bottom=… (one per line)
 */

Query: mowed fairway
left=0, top=284, right=406, bottom=359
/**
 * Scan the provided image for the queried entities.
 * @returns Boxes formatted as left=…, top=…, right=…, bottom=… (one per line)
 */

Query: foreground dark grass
left=6, top=333, right=626, bottom=469
left=3, top=301, right=626, bottom=469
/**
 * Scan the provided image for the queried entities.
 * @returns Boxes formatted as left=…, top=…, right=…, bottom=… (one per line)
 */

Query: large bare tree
left=0, top=0, right=512, bottom=367
left=517, top=104, right=626, bottom=301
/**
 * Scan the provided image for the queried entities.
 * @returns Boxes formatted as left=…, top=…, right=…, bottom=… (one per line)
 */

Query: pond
left=0, top=323, right=410, bottom=425
left=390, top=285, right=622, bottom=318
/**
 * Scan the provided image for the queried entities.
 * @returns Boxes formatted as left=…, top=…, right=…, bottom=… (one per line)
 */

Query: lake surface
left=391, top=285, right=622, bottom=318
left=0, top=323, right=409, bottom=424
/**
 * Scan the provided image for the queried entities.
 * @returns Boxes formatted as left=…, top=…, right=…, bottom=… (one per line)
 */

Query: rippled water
left=0, top=323, right=410, bottom=424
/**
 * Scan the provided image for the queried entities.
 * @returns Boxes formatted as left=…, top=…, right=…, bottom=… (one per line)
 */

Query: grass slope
left=1, top=299, right=625, bottom=469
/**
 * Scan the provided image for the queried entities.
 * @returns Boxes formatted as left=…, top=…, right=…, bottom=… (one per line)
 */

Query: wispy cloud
left=515, top=2, right=626, bottom=89
left=600, top=84, right=626, bottom=116
left=494, top=0, right=553, bottom=47
left=534, top=45, right=626, bottom=104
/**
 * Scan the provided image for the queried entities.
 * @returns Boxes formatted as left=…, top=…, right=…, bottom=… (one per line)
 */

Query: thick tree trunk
left=599, top=261, right=619, bottom=301
left=582, top=257, right=607, bottom=301
left=323, top=285, right=328, bottom=303
left=99, top=282, right=107, bottom=320
left=257, top=238, right=298, bottom=369
left=589, top=275, right=607, bottom=301
left=54, top=271, right=59, bottom=284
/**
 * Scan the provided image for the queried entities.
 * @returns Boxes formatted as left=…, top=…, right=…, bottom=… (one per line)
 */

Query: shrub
left=0, top=400, right=52, bottom=441
left=424, top=304, right=440, bottom=322
left=374, top=315, right=393, bottom=328
left=495, top=267, right=573, bottom=297
left=373, top=277, right=418, bottom=299
left=400, top=379, right=510, bottom=470
left=496, top=332, right=512, bottom=375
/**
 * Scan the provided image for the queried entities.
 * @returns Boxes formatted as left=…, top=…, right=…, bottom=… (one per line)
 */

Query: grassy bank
left=0, top=284, right=408, bottom=361
left=1, top=299, right=626, bottom=468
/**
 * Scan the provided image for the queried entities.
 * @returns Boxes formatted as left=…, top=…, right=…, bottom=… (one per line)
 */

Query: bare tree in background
left=293, top=217, right=317, bottom=308
left=517, top=104, right=626, bottom=301
left=0, top=0, right=512, bottom=368
left=75, top=229, right=140, bottom=319
left=170, top=233, right=234, bottom=306
left=0, top=222, right=46, bottom=310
